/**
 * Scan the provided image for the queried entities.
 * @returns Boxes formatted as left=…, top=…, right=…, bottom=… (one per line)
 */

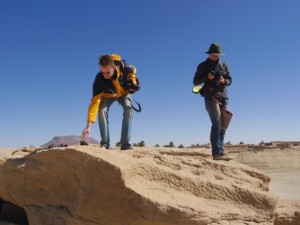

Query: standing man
left=82, top=54, right=140, bottom=150
left=193, top=43, right=233, bottom=160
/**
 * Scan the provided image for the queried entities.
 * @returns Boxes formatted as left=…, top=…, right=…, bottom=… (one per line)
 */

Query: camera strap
left=131, top=99, right=141, bottom=112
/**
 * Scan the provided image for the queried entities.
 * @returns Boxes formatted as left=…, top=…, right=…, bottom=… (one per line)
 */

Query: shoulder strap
left=218, top=61, right=225, bottom=71
left=111, top=54, right=132, bottom=78
left=111, top=54, right=125, bottom=72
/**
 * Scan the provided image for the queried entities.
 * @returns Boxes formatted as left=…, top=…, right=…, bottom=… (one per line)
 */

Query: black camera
left=211, top=70, right=225, bottom=85
left=211, top=70, right=224, bottom=79
left=123, top=80, right=140, bottom=93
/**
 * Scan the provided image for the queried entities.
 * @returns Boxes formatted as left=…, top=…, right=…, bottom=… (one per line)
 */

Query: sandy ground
left=266, top=169, right=300, bottom=200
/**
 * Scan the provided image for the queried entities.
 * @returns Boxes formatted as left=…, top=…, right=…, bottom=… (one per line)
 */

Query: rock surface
left=232, top=148, right=300, bottom=172
left=0, top=146, right=299, bottom=225
left=232, top=148, right=300, bottom=202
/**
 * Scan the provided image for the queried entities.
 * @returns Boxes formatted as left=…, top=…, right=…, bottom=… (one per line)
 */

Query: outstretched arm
left=81, top=93, right=101, bottom=141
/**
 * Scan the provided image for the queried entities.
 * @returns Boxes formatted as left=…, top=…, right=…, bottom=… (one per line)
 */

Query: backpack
left=111, top=54, right=134, bottom=78
left=111, top=54, right=141, bottom=112
left=111, top=54, right=139, bottom=88
left=111, top=54, right=126, bottom=70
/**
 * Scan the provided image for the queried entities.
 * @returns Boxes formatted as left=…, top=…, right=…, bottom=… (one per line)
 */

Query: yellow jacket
left=87, top=55, right=138, bottom=122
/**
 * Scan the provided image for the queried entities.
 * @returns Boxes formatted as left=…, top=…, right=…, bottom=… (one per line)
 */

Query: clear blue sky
left=1, top=0, right=300, bottom=148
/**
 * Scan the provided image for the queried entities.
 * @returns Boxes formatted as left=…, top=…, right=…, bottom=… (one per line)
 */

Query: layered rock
left=40, top=135, right=99, bottom=148
left=232, top=148, right=300, bottom=172
left=0, top=146, right=299, bottom=225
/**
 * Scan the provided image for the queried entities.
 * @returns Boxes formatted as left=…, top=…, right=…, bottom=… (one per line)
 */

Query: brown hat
left=205, top=43, right=225, bottom=56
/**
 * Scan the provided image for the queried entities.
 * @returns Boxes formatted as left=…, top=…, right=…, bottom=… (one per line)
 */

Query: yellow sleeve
left=87, top=94, right=102, bottom=122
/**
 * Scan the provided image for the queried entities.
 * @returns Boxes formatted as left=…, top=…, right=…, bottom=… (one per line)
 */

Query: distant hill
left=41, top=135, right=99, bottom=148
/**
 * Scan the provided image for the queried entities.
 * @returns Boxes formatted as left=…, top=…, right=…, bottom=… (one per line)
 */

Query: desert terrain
left=0, top=145, right=299, bottom=225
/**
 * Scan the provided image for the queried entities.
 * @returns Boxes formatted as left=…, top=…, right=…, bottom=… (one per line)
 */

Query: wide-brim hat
left=205, top=42, right=225, bottom=56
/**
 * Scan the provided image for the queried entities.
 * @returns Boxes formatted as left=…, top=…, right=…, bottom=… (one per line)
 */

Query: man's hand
left=82, top=126, right=91, bottom=141
left=125, top=80, right=140, bottom=93
left=208, top=73, right=215, bottom=80
left=218, top=76, right=225, bottom=84
left=128, top=85, right=139, bottom=93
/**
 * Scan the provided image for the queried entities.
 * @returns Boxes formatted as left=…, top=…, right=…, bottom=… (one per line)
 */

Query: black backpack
left=112, top=54, right=141, bottom=112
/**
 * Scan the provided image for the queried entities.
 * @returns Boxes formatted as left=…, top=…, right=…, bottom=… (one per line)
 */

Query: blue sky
left=1, top=0, right=300, bottom=148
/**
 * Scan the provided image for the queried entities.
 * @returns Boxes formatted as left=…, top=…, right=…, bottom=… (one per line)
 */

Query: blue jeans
left=205, top=98, right=228, bottom=156
left=98, top=94, right=133, bottom=149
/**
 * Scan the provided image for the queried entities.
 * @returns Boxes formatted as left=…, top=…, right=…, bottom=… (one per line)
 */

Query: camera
left=123, top=80, right=140, bottom=93
left=210, top=70, right=225, bottom=85
left=211, top=70, right=224, bottom=79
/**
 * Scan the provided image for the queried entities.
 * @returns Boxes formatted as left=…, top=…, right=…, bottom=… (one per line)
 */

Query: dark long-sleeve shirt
left=193, top=58, right=232, bottom=100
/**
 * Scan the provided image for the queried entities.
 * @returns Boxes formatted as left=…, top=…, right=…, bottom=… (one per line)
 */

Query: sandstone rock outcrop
left=40, top=135, right=99, bottom=148
left=0, top=146, right=299, bottom=225
left=232, top=149, right=300, bottom=172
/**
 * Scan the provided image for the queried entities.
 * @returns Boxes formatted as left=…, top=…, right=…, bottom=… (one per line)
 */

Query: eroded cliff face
left=232, top=148, right=300, bottom=172
left=233, top=148, right=300, bottom=207
left=0, top=146, right=299, bottom=225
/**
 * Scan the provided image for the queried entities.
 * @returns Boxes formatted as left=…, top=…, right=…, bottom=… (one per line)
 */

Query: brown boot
left=213, top=153, right=234, bottom=161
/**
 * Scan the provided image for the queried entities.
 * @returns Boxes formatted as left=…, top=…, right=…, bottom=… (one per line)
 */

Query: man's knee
left=212, top=119, right=222, bottom=130
left=123, top=106, right=133, bottom=118
left=98, top=108, right=109, bottom=121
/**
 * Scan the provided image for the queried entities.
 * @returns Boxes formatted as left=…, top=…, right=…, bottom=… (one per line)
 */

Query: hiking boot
left=120, top=146, right=132, bottom=150
left=213, top=153, right=234, bottom=161
left=99, top=144, right=110, bottom=150
left=80, top=141, right=88, bottom=146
